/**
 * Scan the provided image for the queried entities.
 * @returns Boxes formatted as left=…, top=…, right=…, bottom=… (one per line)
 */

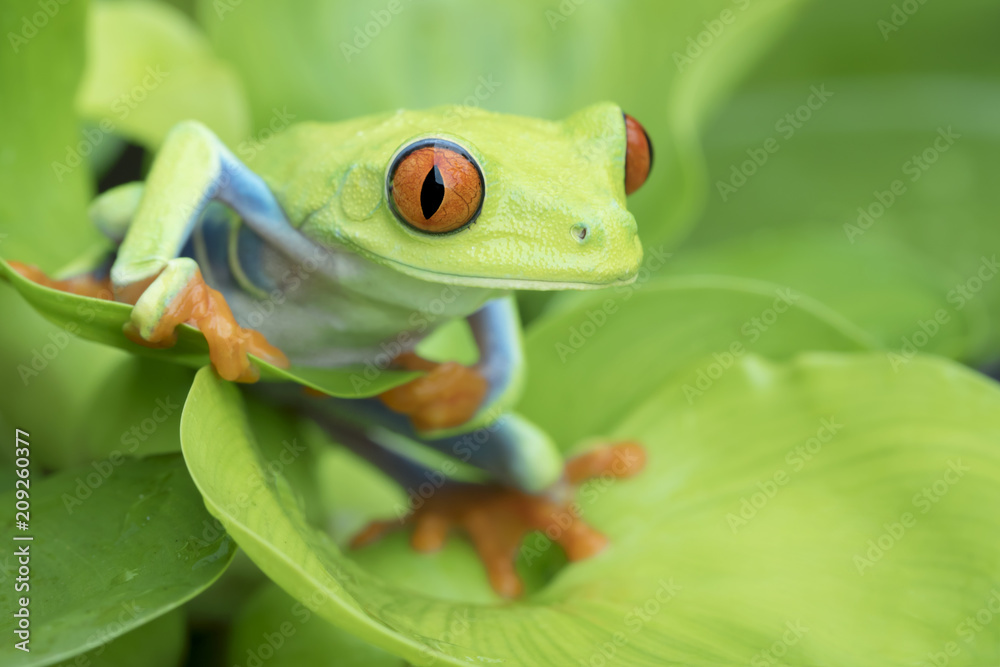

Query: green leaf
left=0, top=258, right=418, bottom=398
left=521, top=275, right=876, bottom=447
left=77, top=0, right=251, bottom=149
left=53, top=610, right=186, bottom=667
left=227, top=584, right=403, bottom=667
left=0, top=454, right=235, bottom=667
left=663, top=228, right=991, bottom=362
left=181, top=348, right=1000, bottom=665
left=0, top=0, right=101, bottom=269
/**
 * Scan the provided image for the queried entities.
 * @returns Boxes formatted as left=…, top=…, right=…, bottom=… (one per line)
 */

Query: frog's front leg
left=111, top=121, right=289, bottom=381
left=378, top=296, right=524, bottom=432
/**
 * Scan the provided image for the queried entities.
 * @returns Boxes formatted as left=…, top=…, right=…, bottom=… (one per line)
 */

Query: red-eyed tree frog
left=14, top=104, right=654, bottom=597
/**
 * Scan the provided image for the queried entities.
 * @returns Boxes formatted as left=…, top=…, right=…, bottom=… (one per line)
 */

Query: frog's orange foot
left=9, top=261, right=114, bottom=300
left=350, top=441, right=647, bottom=598
left=378, top=352, right=488, bottom=431
left=138, top=268, right=290, bottom=383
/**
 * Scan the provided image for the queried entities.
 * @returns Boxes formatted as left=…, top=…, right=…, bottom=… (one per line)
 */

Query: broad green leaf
left=181, top=350, right=1000, bottom=665
left=196, top=0, right=807, bottom=248
left=521, top=275, right=877, bottom=448
left=0, top=0, right=100, bottom=269
left=53, top=610, right=185, bottom=667
left=227, top=583, right=403, bottom=667
left=0, top=259, right=418, bottom=398
left=77, top=0, right=251, bottom=149
left=663, top=228, right=992, bottom=362
left=0, top=454, right=235, bottom=667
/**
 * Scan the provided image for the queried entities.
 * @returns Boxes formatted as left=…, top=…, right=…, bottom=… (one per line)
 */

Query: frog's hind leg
left=310, top=397, right=566, bottom=493
left=305, top=402, right=646, bottom=598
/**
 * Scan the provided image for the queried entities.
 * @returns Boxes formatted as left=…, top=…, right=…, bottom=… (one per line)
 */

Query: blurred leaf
left=0, top=0, right=130, bottom=471
left=0, top=258, right=418, bottom=398
left=680, top=0, right=1000, bottom=362
left=0, top=286, right=128, bottom=470
left=182, top=350, right=1000, bottom=665
left=665, top=227, right=992, bottom=362
left=77, top=0, right=250, bottom=149
left=227, top=583, right=403, bottom=667
left=522, top=275, right=876, bottom=448
left=0, top=0, right=100, bottom=269
left=77, top=357, right=195, bottom=461
left=53, top=610, right=185, bottom=667
left=0, top=454, right=235, bottom=667
left=196, top=0, right=808, bottom=248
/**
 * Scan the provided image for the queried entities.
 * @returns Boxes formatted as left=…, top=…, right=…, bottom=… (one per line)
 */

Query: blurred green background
left=2, top=0, right=999, bottom=665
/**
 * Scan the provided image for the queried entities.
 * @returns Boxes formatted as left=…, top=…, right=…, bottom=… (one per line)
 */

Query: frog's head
left=302, top=102, right=652, bottom=290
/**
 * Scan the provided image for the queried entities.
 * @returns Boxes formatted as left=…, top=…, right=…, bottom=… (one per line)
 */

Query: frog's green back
left=254, top=104, right=643, bottom=290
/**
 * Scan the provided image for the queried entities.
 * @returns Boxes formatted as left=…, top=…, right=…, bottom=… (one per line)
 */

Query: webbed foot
left=378, top=352, right=488, bottom=431
left=350, top=441, right=646, bottom=598
left=124, top=266, right=289, bottom=382
left=11, top=259, right=289, bottom=382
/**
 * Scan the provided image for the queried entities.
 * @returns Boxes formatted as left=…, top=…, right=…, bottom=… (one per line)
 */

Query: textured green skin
left=255, top=102, right=643, bottom=290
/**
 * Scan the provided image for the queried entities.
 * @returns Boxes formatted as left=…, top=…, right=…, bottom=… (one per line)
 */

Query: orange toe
left=379, top=353, right=488, bottom=430
left=130, top=268, right=289, bottom=382
left=350, top=441, right=648, bottom=598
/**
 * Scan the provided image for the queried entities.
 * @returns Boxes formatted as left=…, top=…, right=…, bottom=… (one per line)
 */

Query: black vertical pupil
left=420, top=164, right=445, bottom=219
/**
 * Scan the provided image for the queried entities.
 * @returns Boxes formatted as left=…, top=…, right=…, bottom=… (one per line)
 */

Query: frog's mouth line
left=373, top=252, right=639, bottom=291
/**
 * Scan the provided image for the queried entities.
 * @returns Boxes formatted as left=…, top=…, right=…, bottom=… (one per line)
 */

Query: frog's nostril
left=571, top=222, right=590, bottom=243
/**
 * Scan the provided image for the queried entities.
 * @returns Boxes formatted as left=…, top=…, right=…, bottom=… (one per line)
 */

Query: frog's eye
left=624, top=114, right=654, bottom=195
left=387, top=139, right=484, bottom=234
